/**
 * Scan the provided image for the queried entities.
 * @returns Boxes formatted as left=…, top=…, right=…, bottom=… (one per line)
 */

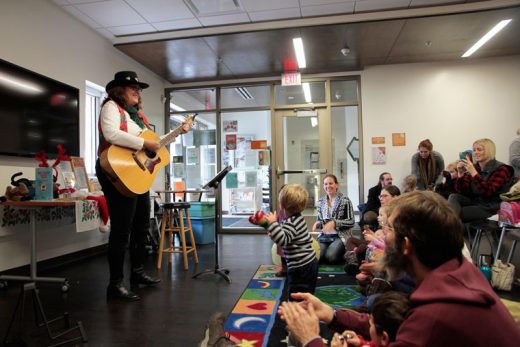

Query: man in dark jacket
left=279, top=191, right=520, bottom=347
left=360, top=172, right=392, bottom=228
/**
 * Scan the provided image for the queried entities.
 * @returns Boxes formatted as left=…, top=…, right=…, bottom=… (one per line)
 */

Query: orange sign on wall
left=251, top=140, right=267, bottom=149
left=371, top=137, right=385, bottom=144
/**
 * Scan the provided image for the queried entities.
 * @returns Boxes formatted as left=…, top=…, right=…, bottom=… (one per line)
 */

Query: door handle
left=276, top=167, right=327, bottom=178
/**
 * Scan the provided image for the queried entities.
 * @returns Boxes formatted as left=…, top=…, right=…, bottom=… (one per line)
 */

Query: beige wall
left=0, top=0, right=166, bottom=270
left=360, top=56, right=520, bottom=195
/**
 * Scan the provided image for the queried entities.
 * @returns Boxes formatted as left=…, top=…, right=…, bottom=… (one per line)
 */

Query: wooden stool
left=157, top=202, right=199, bottom=270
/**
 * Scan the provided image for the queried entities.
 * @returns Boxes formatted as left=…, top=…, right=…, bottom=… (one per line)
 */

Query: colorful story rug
left=224, top=265, right=286, bottom=347
left=315, top=265, right=365, bottom=309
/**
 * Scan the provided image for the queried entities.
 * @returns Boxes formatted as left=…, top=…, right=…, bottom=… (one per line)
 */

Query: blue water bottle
left=478, top=254, right=493, bottom=282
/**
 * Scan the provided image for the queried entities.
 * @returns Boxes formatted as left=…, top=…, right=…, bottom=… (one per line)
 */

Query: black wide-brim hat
left=105, top=71, right=149, bottom=92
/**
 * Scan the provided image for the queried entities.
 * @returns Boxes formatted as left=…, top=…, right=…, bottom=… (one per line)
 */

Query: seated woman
left=344, top=185, right=401, bottom=274
left=449, top=138, right=515, bottom=223
left=312, top=174, right=355, bottom=264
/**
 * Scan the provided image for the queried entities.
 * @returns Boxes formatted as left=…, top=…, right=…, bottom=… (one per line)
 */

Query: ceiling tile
left=53, top=0, right=73, bottom=5
left=66, top=0, right=110, bottom=3
left=107, top=23, right=157, bottom=36
left=300, top=0, right=354, bottom=6
left=62, top=5, right=103, bottom=28
left=75, top=0, right=146, bottom=27
left=152, top=18, right=203, bottom=31
left=240, top=0, right=300, bottom=12
left=95, top=27, right=116, bottom=40
left=302, top=2, right=355, bottom=17
left=125, top=0, right=195, bottom=22
left=248, top=8, right=302, bottom=22
left=197, top=13, right=251, bottom=27
left=355, top=0, right=410, bottom=13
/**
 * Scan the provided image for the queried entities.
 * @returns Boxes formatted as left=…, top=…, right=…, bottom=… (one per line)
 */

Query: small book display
left=70, top=157, right=89, bottom=190
left=34, top=167, right=54, bottom=200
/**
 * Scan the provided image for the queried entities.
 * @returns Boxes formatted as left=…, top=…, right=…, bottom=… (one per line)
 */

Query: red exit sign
left=281, top=72, right=301, bottom=86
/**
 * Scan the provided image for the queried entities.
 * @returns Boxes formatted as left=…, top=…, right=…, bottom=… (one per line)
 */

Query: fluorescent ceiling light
left=462, top=19, right=512, bottom=58
left=302, top=82, right=312, bottom=103
left=170, top=102, right=186, bottom=112
left=293, top=37, right=306, bottom=69
left=234, top=87, right=253, bottom=100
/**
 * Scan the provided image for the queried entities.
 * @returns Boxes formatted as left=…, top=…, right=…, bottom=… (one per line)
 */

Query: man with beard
left=361, top=172, right=392, bottom=229
left=278, top=191, right=520, bottom=347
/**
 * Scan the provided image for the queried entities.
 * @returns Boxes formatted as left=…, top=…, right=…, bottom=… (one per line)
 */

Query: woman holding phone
left=448, top=138, right=515, bottom=222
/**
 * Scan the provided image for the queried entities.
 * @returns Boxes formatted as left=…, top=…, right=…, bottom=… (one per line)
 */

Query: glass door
left=273, top=108, right=330, bottom=226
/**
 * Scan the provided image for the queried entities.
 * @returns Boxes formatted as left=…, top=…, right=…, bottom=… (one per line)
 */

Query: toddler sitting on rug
left=265, top=184, right=318, bottom=297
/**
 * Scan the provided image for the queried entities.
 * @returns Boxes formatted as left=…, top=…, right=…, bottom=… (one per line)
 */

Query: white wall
left=360, top=56, right=520, bottom=197
left=0, top=0, right=167, bottom=270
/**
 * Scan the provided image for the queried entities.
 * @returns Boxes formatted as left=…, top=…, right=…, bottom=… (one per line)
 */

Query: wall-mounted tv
left=0, top=59, right=79, bottom=158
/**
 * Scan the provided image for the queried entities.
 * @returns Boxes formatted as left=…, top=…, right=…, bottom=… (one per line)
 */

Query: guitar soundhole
left=144, top=149, right=156, bottom=158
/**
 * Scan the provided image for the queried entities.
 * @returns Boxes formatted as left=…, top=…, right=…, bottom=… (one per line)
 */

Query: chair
left=465, top=219, right=501, bottom=263
left=495, top=221, right=520, bottom=264
left=156, top=200, right=199, bottom=270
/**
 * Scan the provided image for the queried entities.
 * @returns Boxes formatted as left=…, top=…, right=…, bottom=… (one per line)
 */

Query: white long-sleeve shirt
left=100, top=100, right=144, bottom=150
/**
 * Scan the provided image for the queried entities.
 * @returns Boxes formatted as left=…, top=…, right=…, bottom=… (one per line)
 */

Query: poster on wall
left=226, top=172, right=238, bottom=188
left=372, top=147, right=386, bottom=164
left=258, top=150, right=270, bottom=166
left=245, top=171, right=257, bottom=187
left=372, top=137, right=385, bottom=144
left=186, top=147, right=200, bottom=165
left=226, top=134, right=237, bottom=150
left=392, top=133, right=406, bottom=146
left=251, top=140, right=267, bottom=149
left=223, top=120, right=238, bottom=132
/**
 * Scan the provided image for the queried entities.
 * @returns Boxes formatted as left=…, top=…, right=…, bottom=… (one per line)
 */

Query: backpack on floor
left=498, top=201, right=520, bottom=225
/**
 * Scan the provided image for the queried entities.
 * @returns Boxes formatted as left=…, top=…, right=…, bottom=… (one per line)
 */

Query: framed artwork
left=70, top=156, right=89, bottom=190
left=392, top=133, right=406, bottom=146
left=372, top=147, right=386, bottom=164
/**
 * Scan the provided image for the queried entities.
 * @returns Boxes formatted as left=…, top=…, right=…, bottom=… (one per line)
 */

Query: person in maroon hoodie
left=278, top=191, right=520, bottom=347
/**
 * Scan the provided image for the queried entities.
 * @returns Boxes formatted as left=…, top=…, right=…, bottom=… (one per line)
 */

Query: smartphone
left=459, top=150, right=473, bottom=161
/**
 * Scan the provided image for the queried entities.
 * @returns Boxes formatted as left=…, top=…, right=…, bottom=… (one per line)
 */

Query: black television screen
left=0, top=59, right=79, bottom=158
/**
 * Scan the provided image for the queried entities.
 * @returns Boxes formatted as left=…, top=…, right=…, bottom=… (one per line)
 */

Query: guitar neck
left=159, top=126, right=185, bottom=147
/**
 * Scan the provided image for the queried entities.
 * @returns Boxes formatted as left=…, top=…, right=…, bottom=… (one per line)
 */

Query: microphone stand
left=192, top=166, right=232, bottom=283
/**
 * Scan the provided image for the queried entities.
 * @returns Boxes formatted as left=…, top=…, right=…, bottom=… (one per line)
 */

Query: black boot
left=343, top=251, right=360, bottom=275
left=107, top=281, right=140, bottom=301
left=130, top=269, right=161, bottom=287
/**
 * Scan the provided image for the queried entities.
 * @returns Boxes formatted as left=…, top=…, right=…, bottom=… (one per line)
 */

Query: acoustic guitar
left=100, top=115, right=196, bottom=197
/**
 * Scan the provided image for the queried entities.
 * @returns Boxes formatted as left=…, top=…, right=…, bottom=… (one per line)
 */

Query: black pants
left=287, top=258, right=318, bottom=300
left=96, top=160, right=150, bottom=283
left=448, top=193, right=494, bottom=222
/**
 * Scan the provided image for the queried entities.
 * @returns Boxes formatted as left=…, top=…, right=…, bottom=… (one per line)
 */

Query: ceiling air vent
left=184, top=0, right=243, bottom=16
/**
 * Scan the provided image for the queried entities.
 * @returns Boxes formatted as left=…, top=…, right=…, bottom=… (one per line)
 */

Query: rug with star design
left=224, top=264, right=285, bottom=347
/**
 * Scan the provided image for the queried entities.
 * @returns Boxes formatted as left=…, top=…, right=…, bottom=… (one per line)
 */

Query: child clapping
left=265, top=184, right=318, bottom=297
